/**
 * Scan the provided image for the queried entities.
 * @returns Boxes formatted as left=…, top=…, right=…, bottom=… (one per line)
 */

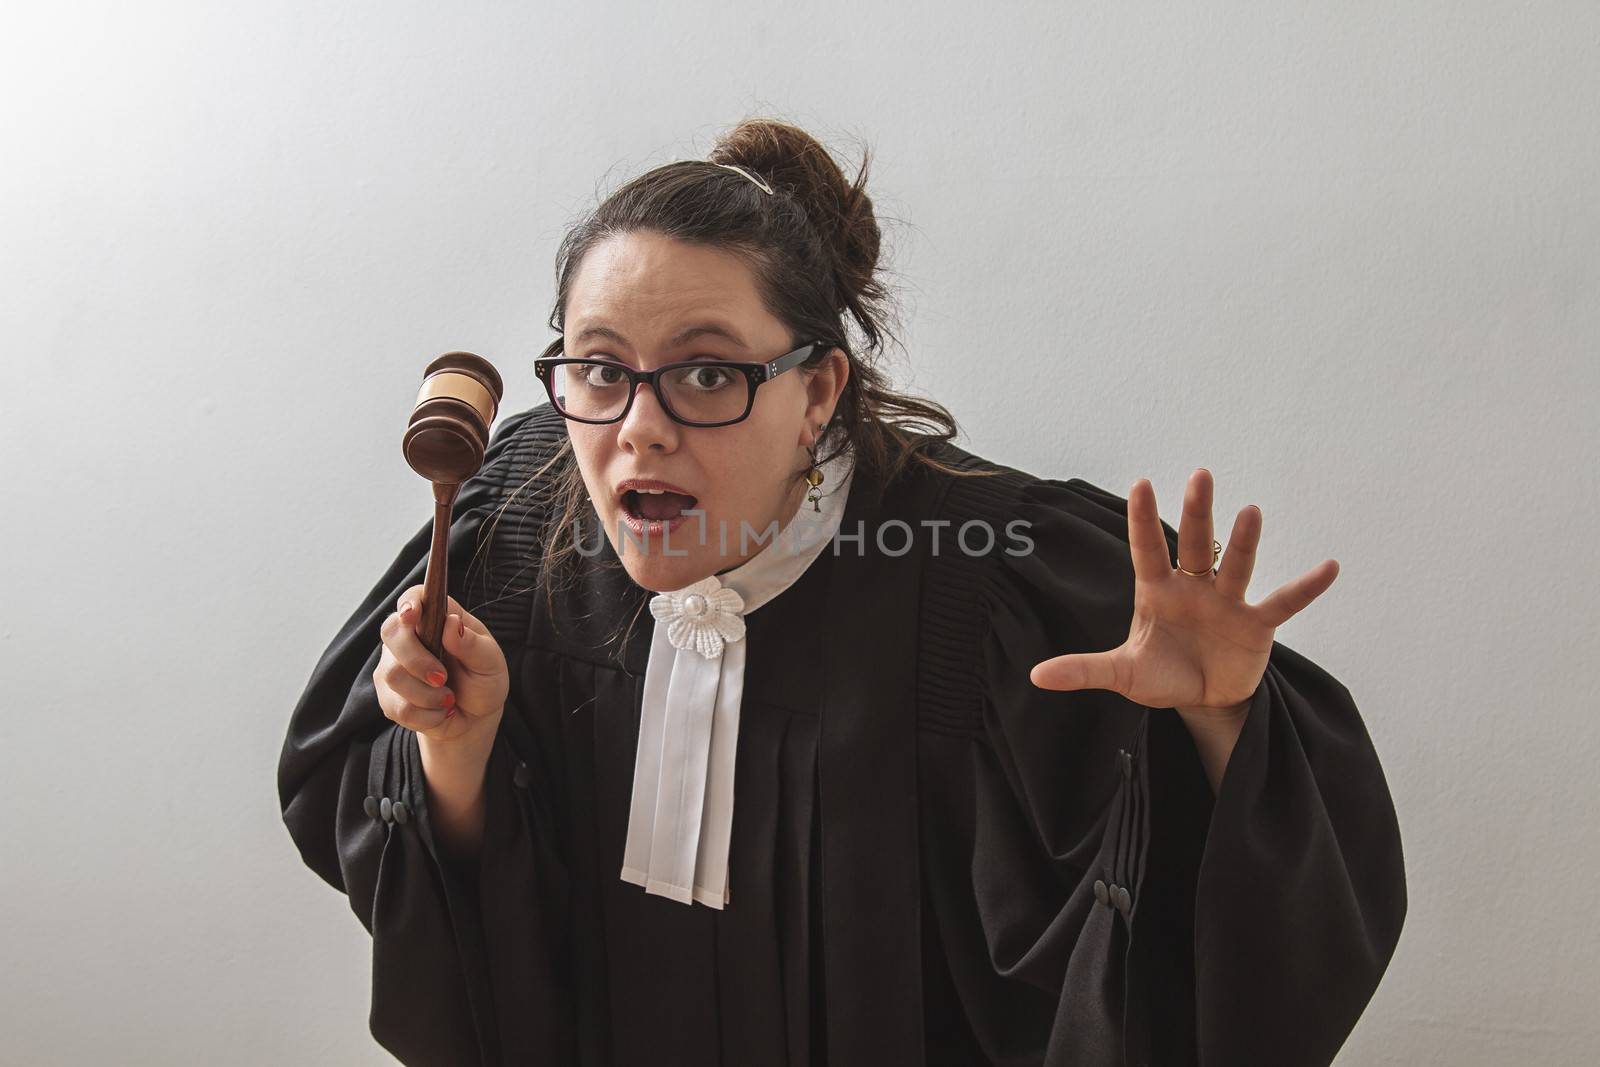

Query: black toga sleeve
left=276, top=404, right=577, bottom=1066
left=961, top=475, right=1407, bottom=1066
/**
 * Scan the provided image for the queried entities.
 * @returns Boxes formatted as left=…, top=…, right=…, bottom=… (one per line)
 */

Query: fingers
left=451, top=603, right=491, bottom=638
left=1254, top=559, right=1340, bottom=629
left=381, top=599, right=450, bottom=687
left=1176, top=469, right=1219, bottom=576
left=1030, top=650, right=1124, bottom=693
left=395, top=585, right=453, bottom=623
left=395, top=584, right=429, bottom=618
left=379, top=657, right=455, bottom=732
left=439, top=609, right=501, bottom=675
left=392, top=588, right=489, bottom=647
left=1126, top=480, right=1175, bottom=580
left=1214, top=504, right=1262, bottom=601
left=379, top=690, right=452, bottom=734
left=377, top=598, right=459, bottom=732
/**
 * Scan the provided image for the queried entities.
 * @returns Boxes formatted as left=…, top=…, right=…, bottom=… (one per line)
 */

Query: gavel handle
left=416, top=480, right=461, bottom=660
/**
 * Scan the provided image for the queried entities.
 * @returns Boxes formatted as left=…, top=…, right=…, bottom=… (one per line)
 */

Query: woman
left=279, top=119, right=1406, bottom=1066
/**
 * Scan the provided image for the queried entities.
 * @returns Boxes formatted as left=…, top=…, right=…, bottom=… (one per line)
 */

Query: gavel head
left=402, top=352, right=505, bottom=484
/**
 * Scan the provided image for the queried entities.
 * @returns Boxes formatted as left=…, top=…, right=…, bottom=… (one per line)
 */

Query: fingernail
left=444, top=706, right=456, bottom=720
left=400, top=600, right=413, bottom=616
left=442, top=690, right=456, bottom=709
left=426, top=669, right=447, bottom=687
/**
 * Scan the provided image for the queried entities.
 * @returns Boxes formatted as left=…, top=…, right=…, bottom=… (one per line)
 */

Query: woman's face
left=562, top=229, right=849, bottom=593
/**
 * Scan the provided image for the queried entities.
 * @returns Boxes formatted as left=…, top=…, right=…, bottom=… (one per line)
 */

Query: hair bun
left=707, top=118, right=883, bottom=312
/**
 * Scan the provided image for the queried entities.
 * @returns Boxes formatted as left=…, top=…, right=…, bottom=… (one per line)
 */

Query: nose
left=615, top=379, right=680, bottom=453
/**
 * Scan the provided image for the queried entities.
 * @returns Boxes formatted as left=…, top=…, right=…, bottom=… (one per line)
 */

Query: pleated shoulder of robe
left=278, top=401, right=1407, bottom=1067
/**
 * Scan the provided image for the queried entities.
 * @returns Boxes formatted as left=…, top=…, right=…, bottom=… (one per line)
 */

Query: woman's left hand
left=1028, top=468, right=1340, bottom=717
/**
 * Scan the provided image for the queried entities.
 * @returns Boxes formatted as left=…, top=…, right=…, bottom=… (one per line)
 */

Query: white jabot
left=620, top=442, right=856, bottom=908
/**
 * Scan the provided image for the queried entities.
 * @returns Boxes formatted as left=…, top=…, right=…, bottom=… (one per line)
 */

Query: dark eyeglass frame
left=533, top=337, right=826, bottom=428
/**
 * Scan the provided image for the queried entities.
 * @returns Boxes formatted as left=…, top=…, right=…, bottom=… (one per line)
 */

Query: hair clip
left=707, top=161, right=774, bottom=195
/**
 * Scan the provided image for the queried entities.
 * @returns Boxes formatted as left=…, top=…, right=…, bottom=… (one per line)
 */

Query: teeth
left=622, top=487, right=694, bottom=503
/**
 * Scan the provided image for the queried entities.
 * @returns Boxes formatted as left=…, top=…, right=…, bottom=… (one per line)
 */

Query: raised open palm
left=1028, top=469, right=1340, bottom=714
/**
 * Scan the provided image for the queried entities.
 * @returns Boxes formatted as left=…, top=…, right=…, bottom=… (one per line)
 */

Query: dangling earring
left=804, top=423, right=826, bottom=512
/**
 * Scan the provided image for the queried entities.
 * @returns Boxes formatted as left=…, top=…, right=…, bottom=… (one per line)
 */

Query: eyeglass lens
left=551, top=361, right=749, bottom=425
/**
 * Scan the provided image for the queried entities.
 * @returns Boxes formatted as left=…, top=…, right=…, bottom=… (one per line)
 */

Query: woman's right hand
left=375, top=583, right=509, bottom=745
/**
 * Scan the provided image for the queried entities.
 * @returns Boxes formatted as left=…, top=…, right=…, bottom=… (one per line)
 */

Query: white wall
left=2, top=2, right=1595, bottom=1063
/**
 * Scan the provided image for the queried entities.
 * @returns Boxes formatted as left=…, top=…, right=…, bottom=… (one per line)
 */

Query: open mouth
left=620, top=488, right=699, bottom=524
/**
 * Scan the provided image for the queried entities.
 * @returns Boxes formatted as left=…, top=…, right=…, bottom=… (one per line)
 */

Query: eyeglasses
left=533, top=337, right=825, bottom=428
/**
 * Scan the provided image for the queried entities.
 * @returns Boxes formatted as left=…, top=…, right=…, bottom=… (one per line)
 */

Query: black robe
left=279, top=402, right=1406, bottom=1066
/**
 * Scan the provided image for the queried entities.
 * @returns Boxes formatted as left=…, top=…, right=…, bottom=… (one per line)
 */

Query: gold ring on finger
left=1176, top=538, right=1222, bottom=578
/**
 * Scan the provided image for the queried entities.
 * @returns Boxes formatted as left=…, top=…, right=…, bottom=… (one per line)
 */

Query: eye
left=672, top=364, right=737, bottom=392
left=576, top=362, right=628, bottom=387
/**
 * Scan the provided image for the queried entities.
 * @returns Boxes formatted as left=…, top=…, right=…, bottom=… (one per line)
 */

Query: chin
left=618, top=554, right=710, bottom=594
left=590, top=509, right=692, bottom=589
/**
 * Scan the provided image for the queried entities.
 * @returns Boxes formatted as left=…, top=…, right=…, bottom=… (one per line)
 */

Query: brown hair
left=495, top=117, right=1006, bottom=644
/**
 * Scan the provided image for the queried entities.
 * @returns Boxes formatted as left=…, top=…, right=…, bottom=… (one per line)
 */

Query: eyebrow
left=573, top=322, right=750, bottom=350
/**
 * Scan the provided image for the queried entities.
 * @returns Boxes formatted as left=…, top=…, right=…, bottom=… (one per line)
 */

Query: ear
left=800, top=347, right=850, bottom=441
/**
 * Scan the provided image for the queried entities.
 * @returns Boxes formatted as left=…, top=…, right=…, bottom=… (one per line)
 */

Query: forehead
left=566, top=231, right=767, bottom=330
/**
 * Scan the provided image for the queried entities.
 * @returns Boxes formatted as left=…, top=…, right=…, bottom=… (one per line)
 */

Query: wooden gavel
left=400, top=352, right=504, bottom=660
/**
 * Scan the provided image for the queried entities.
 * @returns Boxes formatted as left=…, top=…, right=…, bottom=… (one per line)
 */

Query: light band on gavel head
left=415, top=369, right=498, bottom=432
